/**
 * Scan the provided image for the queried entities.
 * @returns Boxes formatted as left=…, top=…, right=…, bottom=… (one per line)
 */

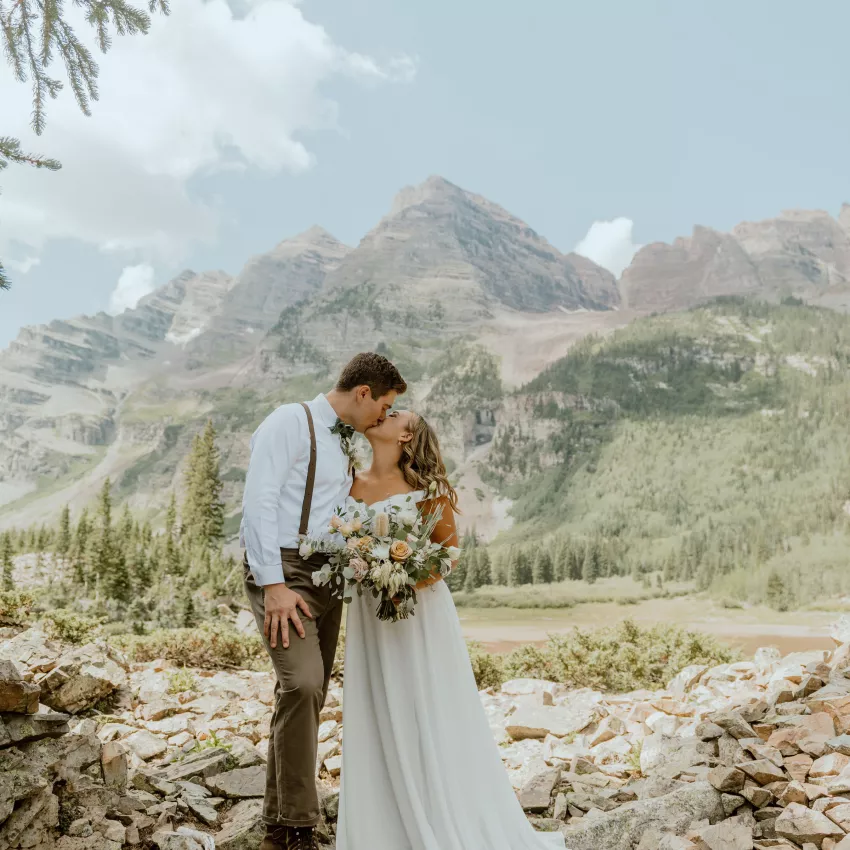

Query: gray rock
left=691, top=820, right=753, bottom=850
left=0, top=659, right=40, bottom=714
left=560, top=782, right=724, bottom=850
left=125, top=730, right=168, bottom=761
left=205, top=765, right=265, bottom=798
left=518, top=767, right=560, bottom=812
left=0, top=784, right=58, bottom=846
left=184, top=794, right=219, bottom=826
left=827, top=734, right=850, bottom=756
left=709, top=710, right=758, bottom=741
left=737, top=759, right=786, bottom=785
left=101, top=740, right=128, bottom=787
left=160, top=747, right=233, bottom=782
left=708, top=767, right=745, bottom=793
left=775, top=801, right=845, bottom=845
left=0, top=707, right=70, bottom=744
left=37, top=643, right=127, bottom=714
left=505, top=704, right=597, bottom=741
left=214, top=799, right=265, bottom=850
left=696, top=723, right=725, bottom=741
left=721, top=794, right=745, bottom=816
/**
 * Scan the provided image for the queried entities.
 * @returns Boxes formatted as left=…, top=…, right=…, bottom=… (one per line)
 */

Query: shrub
left=502, top=619, right=737, bottom=693
left=41, top=610, right=104, bottom=644
left=466, top=641, right=505, bottom=690
left=0, top=590, right=34, bottom=626
left=167, top=669, right=199, bottom=694
left=113, top=622, right=268, bottom=670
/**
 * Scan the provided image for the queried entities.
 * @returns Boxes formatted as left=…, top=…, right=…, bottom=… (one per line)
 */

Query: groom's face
left=352, top=387, right=397, bottom=434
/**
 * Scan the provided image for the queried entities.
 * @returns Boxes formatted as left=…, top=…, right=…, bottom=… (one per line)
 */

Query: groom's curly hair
left=336, top=352, right=407, bottom=399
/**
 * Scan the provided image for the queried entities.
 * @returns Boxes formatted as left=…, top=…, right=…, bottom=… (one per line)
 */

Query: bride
left=336, top=409, right=565, bottom=850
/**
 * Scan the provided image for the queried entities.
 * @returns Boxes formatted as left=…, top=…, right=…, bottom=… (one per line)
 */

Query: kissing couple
left=240, top=352, right=565, bottom=850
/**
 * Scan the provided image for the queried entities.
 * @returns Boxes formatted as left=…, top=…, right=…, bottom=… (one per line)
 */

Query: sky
left=2, top=0, right=849, bottom=348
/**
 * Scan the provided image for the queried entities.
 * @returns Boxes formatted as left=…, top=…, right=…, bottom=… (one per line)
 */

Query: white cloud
left=5, top=256, right=41, bottom=274
left=0, top=0, right=413, bottom=264
left=109, top=264, right=157, bottom=314
left=574, top=217, right=642, bottom=278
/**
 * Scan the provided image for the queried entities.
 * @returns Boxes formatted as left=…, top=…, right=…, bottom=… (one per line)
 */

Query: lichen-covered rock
left=213, top=799, right=265, bottom=850
left=560, top=783, right=725, bottom=850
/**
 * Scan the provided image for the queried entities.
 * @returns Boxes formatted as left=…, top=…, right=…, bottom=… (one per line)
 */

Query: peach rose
left=390, top=540, right=413, bottom=562
left=329, top=515, right=343, bottom=530
left=355, top=536, right=374, bottom=552
left=351, top=518, right=363, bottom=532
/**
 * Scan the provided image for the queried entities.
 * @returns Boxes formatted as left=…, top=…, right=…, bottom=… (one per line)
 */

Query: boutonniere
left=330, top=418, right=360, bottom=474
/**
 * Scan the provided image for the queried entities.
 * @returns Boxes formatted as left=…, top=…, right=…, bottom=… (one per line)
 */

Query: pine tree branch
left=0, top=134, right=61, bottom=291
left=1, top=0, right=167, bottom=135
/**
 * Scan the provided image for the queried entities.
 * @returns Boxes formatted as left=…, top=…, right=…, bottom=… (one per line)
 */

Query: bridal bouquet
left=300, top=491, right=460, bottom=622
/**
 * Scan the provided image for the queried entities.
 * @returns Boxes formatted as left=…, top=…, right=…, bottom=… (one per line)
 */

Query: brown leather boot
left=286, top=826, right=320, bottom=850
left=260, top=826, right=288, bottom=850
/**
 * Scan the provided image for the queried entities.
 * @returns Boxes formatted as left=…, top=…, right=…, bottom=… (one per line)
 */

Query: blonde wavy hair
left=399, top=414, right=460, bottom=513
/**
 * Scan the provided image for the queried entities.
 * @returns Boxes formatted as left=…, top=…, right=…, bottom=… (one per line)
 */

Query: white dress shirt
left=240, top=394, right=352, bottom=586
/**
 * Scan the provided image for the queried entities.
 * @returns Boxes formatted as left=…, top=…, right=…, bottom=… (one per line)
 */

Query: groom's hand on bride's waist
left=263, top=583, right=313, bottom=649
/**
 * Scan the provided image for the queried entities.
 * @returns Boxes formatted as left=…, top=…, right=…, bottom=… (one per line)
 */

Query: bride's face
left=366, top=408, right=415, bottom=447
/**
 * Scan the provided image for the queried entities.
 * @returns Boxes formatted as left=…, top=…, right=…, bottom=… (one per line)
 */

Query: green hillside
left=477, top=298, right=850, bottom=608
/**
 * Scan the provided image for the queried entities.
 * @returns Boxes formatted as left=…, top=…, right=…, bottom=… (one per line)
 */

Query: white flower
left=299, top=541, right=314, bottom=559
left=445, top=546, right=462, bottom=561
left=371, top=542, right=391, bottom=561
left=397, top=510, right=418, bottom=528
left=312, top=566, right=331, bottom=586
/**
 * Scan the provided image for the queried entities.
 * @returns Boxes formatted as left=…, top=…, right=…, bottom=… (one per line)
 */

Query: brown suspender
left=298, top=402, right=317, bottom=537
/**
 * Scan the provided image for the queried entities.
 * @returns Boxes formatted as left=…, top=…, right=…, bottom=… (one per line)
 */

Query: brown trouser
left=244, top=549, right=343, bottom=827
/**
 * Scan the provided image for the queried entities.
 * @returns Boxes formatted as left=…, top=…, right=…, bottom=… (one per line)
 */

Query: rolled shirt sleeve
left=241, top=405, right=302, bottom=586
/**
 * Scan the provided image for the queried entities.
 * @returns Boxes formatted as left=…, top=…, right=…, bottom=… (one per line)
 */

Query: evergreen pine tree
left=182, top=594, right=197, bottom=628
left=490, top=551, right=508, bottom=586
left=162, top=493, right=181, bottom=576
left=445, top=551, right=467, bottom=591
left=582, top=542, right=599, bottom=584
left=766, top=571, right=788, bottom=612
left=183, top=420, right=225, bottom=546
left=71, top=508, right=91, bottom=587
left=532, top=548, right=554, bottom=584
left=56, top=505, right=71, bottom=565
left=1, top=532, right=14, bottom=591
left=463, top=550, right=479, bottom=592
left=553, top=538, right=569, bottom=582
left=91, top=479, right=131, bottom=603
left=476, top=548, right=493, bottom=587
left=510, top=549, right=532, bottom=586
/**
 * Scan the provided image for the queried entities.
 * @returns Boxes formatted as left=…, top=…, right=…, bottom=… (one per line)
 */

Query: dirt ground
left=457, top=596, right=838, bottom=657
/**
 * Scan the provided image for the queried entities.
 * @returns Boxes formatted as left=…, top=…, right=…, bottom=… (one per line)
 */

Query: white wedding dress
left=336, top=491, right=565, bottom=850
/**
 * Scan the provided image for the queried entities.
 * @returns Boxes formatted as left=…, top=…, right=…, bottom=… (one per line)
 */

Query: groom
left=241, top=352, right=406, bottom=850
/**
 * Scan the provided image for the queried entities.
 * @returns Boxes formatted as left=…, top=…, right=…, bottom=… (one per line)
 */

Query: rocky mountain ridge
left=1, top=179, right=849, bottom=532
left=622, top=206, right=850, bottom=312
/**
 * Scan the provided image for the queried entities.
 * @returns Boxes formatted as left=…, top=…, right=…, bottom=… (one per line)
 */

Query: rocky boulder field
left=5, top=619, right=850, bottom=849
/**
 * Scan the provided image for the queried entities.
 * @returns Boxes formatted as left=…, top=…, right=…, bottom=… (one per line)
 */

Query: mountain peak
left=271, top=226, right=347, bottom=258
left=389, top=175, right=466, bottom=216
